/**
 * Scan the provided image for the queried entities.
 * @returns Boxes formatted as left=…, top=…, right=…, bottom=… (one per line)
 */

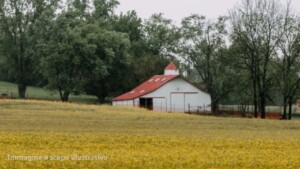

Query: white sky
left=116, top=0, right=300, bottom=24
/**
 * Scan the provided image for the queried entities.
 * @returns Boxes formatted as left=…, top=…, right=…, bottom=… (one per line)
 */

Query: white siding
left=170, top=93, right=185, bottom=112
left=134, top=98, right=139, bottom=106
left=112, top=100, right=134, bottom=106
left=153, top=98, right=167, bottom=112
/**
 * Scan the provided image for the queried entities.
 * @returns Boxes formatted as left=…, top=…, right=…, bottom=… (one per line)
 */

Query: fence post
left=188, top=103, right=190, bottom=113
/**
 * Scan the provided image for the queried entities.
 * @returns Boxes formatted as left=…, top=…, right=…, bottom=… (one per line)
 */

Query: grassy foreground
left=1, top=100, right=300, bottom=168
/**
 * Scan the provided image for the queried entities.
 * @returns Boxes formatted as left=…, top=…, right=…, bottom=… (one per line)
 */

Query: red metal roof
left=165, top=62, right=177, bottom=70
left=113, top=75, right=179, bottom=101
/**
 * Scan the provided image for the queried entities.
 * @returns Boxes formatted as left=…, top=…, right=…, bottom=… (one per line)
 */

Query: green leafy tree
left=0, top=0, right=58, bottom=98
left=178, top=15, right=233, bottom=114
left=40, top=12, right=97, bottom=101
left=83, top=27, right=131, bottom=103
left=132, top=14, right=179, bottom=83
left=40, top=10, right=131, bottom=102
left=109, top=10, right=145, bottom=89
left=112, top=12, right=179, bottom=93
left=112, top=11, right=143, bottom=55
left=143, top=13, right=179, bottom=57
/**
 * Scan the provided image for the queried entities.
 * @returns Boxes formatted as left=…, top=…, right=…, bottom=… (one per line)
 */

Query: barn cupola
left=164, top=62, right=179, bottom=75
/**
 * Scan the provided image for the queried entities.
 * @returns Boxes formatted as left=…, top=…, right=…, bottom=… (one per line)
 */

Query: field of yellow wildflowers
left=1, top=99, right=300, bottom=168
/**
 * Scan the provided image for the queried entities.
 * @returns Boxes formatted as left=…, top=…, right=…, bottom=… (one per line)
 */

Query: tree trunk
left=288, top=98, right=293, bottom=120
left=18, top=83, right=27, bottom=98
left=258, top=71, right=266, bottom=119
left=253, top=91, right=258, bottom=118
left=251, top=72, right=258, bottom=118
left=61, top=91, right=70, bottom=102
left=260, top=91, right=266, bottom=119
left=282, top=96, right=287, bottom=120
left=58, top=88, right=63, bottom=101
left=211, top=99, right=219, bottom=115
left=211, top=103, right=219, bottom=115
left=240, top=104, right=247, bottom=118
left=58, top=88, right=70, bottom=102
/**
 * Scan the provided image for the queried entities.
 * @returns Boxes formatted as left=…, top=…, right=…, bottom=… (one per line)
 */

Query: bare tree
left=230, top=0, right=289, bottom=118
left=276, top=13, right=300, bottom=120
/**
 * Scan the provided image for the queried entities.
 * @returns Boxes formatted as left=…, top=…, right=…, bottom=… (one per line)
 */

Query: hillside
left=0, top=81, right=98, bottom=103
left=0, top=100, right=300, bottom=168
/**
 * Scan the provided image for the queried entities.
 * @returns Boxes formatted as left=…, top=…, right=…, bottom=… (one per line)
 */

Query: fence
left=125, top=100, right=212, bottom=114
left=116, top=101, right=287, bottom=119
left=187, top=104, right=211, bottom=115
left=218, top=105, right=284, bottom=113
left=217, top=105, right=298, bottom=119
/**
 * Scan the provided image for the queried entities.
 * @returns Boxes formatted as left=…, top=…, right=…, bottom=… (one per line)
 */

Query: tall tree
left=109, top=12, right=177, bottom=98
left=40, top=9, right=131, bottom=102
left=40, top=12, right=95, bottom=101
left=230, top=0, right=288, bottom=118
left=134, top=13, right=179, bottom=83
left=83, top=25, right=131, bottom=103
left=178, top=15, right=234, bottom=114
left=109, top=11, right=145, bottom=93
left=276, top=14, right=300, bottom=120
left=222, top=44, right=254, bottom=116
left=0, top=0, right=58, bottom=98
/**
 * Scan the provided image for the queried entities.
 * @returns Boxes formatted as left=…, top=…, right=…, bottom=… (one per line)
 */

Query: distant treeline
left=0, top=0, right=299, bottom=119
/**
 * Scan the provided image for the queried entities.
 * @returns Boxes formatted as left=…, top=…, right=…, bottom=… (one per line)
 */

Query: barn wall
left=142, top=78, right=211, bottom=112
left=112, top=100, right=134, bottom=106
left=153, top=98, right=167, bottom=112
left=164, top=69, right=179, bottom=75
left=134, top=98, right=139, bottom=106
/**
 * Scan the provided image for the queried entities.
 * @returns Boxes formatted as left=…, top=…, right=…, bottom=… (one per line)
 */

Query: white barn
left=112, top=62, right=211, bottom=113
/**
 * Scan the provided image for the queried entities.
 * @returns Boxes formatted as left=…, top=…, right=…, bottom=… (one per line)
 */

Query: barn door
left=170, top=93, right=184, bottom=112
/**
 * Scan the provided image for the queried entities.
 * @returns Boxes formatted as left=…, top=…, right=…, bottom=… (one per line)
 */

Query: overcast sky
left=116, top=0, right=300, bottom=24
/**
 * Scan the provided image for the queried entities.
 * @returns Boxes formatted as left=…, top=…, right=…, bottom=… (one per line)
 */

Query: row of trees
left=179, top=0, right=300, bottom=119
left=229, top=0, right=300, bottom=119
left=0, top=0, right=299, bottom=119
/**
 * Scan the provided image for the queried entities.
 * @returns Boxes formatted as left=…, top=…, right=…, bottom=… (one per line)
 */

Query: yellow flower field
left=0, top=99, right=300, bottom=168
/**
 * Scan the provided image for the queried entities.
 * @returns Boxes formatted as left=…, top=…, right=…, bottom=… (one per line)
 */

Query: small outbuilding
left=112, top=62, right=211, bottom=113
